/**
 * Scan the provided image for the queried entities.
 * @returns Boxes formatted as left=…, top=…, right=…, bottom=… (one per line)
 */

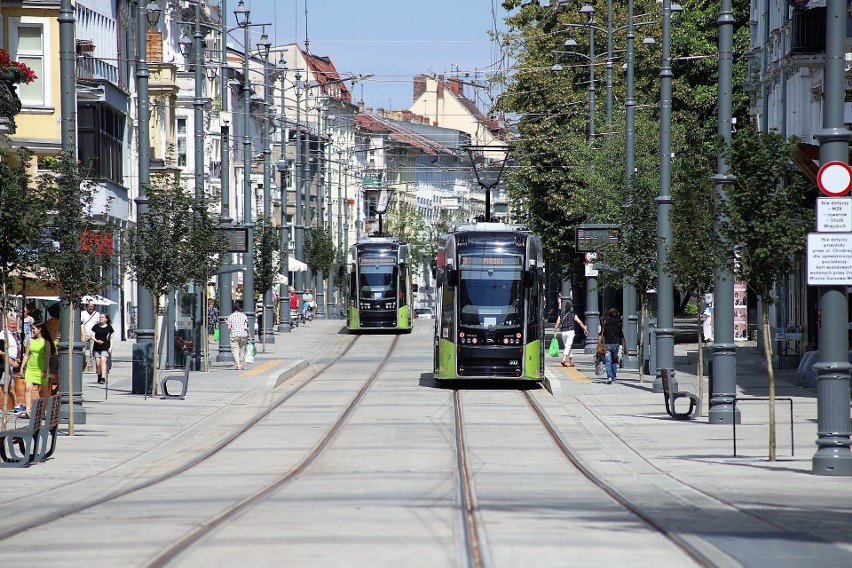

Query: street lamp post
left=276, top=56, right=291, bottom=331
left=131, top=0, right=161, bottom=398
left=259, top=32, right=274, bottom=344
left=233, top=0, right=270, bottom=332
left=812, top=0, right=852, bottom=475
left=653, top=0, right=675, bottom=393
left=294, top=72, right=304, bottom=291
left=192, top=0, right=206, bottom=370
left=216, top=0, right=234, bottom=362
left=708, top=0, right=738, bottom=422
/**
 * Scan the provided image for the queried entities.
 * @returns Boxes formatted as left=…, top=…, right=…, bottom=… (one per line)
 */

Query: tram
left=346, top=236, right=413, bottom=333
left=433, top=223, right=545, bottom=381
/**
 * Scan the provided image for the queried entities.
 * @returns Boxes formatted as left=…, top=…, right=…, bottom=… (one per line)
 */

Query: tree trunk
left=66, top=302, right=76, bottom=436
left=697, top=310, right=704, bottom=417
left=762, top=300, right=776, bottom=461
left=638, top=295, right=648, bottom=383
left=151, top=297, right=160, bottom=397
left=1, top=296, right=10, bottom=430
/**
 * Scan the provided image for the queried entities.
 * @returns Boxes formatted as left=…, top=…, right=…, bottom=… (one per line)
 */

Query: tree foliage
left=495, top=0, right=750, bottom=285
left=253, top=217, right=278, bottom=300
left=384, top=205, right=431, bottom=262
left=304, top=226, right=337, bottom=277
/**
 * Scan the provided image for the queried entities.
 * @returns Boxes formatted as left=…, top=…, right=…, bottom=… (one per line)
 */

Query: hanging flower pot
left=0, top=49, right=37, bottom=85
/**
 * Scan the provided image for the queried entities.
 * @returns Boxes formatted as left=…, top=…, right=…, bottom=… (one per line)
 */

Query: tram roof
left=452, top=222, right=530, bottom=233
left=356, top=235, right=405, bottom=245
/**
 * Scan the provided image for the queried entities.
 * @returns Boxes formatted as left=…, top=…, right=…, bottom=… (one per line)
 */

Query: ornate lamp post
left=276, top=55, right=292, bottom=331
left=131, top=0, right=161, bottom=398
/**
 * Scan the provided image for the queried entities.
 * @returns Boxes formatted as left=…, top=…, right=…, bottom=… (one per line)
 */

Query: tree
left=185, top=196, right=228, bottom=368
left=669, top=157, right=720, bottom=410
left=123, top=177, right=196, bottom=395
left=304, top=226, right=336, bottom=281
left=0, top=149, right=47, bottom=426
left=721, top=125, right=811, bottom=461
left=253, top=217, right=277, bottom=351
left=37, top=152, right=117, bottom=435
left=385, top=205, right=430, bottom=262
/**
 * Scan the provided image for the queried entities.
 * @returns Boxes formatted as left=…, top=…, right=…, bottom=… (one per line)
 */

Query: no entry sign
left=816, top=161, right=852, bottom=197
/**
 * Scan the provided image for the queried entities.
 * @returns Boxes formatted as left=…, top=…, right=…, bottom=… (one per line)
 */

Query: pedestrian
left=302, top=288, right=315, bottom=327
left=289, top=288, right=300, bottom=326
left=91, top=313, right=114, bottom=385
left=21, top=306, right=34, bottom=348
left=556, top=291, right=563, bottom=312
left=19, top=320, right=53, bottom=419
left=226, top=301, right=251, bottom=370
left=701, top=293, right=713, bottom=343
left=207, top=299, right=219, bottom=343
left=0, top=318, right=22, bottom=412
left=599, top=308, right=627, bottom=384
left=80, top=302, right=100, bottom=373
left=553, top=299, right=586, bottom=367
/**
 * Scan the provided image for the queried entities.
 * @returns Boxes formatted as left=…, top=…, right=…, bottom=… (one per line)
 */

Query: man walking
left=80, top=302, right=100, bottom=373
left=226, top=302, right=251, bottom=370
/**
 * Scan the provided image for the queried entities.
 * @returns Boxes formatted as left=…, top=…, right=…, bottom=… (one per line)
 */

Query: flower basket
left=0, top=49, right=37, bottom=85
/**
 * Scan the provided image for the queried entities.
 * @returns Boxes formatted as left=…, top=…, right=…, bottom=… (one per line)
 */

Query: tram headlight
left=359, top=302, right=370, bottom=310
left=384, top=302, right=396, bottom=309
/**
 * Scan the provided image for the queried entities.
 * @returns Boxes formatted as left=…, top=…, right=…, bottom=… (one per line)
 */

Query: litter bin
left=131, top=342, right=153, bottom=395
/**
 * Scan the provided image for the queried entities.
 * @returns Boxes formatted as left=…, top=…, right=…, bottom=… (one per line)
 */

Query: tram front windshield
left=458, top=255, right=524, bottom=330
left=359, top=257, right=397, bottom=301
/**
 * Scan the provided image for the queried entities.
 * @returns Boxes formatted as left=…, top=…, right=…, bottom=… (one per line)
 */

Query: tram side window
left=349, top=265, right=356, bottom=303
left=399, top=263, right=407, bottom=304
left=442, top=279, right=454, bottom=332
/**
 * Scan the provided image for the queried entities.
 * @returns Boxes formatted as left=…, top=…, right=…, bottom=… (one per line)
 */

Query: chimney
left=366, top=107, right=373, bottom=115
left=377, top=107, right=385, bottom=118
left=414, top=75, right=427, bottom=100
left=357, top=100, right=365, bottom=114
left=448, top=78, right=463, bottom=97
left=437, top=75, right=444, bottom=99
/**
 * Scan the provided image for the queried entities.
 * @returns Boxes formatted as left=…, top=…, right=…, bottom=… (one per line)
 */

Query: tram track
left=0, top=333, right=400, bottom=545
left=453, top=390, right=490, bottom=568
left=146, top=334, right=400, bottom=566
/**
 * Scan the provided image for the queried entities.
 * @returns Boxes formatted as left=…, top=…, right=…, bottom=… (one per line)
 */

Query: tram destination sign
left=461, top=255, right=522, bottom=266
left=575, top=224, right=620, bottom=253
left=360, top=256, right=395, bottom=264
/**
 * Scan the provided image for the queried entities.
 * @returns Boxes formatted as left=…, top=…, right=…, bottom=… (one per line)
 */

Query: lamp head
left=146, top=1, right=161, bottom=27
left=257, top=32, right=272, bottom=62
left=179, top=33, right=192, bottom=57
left=564, top=38, right=578, bottom=48
left=579, top=4, right=594, bottom=15
left=234, top=0, right=249, bottom=27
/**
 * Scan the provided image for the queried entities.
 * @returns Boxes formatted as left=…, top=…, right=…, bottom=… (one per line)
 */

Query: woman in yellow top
left=19, top=321, right=53, bottom=419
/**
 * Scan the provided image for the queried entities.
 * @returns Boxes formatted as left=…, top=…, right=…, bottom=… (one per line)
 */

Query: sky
left=228, top=0, right=511, bottom=112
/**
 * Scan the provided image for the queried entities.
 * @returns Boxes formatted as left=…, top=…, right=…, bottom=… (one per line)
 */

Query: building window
left=12, top=23, right=46, bottom=106
left=78, top=103, right=125, bottom=185
left=177, top=118, right=188, bottom=167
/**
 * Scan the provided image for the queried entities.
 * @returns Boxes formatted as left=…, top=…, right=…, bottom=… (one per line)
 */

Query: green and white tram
left=346, top=236, right=413, bottom=333
left=433, top=223, right=545, bottom=381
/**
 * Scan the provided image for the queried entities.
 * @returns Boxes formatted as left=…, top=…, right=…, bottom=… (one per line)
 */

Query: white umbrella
left=286, top=257, right=308, bottom=272
left=80, top=294, right=116, bottom=306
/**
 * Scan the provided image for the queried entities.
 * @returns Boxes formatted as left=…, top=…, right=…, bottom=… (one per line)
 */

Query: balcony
left=148, top=63, right=179, bottom=97
left=0, top=80, right=22, bottom=134
left=790, top=7, right=826, bottom=55
left=76, top=54, right=119, bottom=84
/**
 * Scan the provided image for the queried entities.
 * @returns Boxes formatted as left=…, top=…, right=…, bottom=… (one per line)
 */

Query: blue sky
left=231, top=0, right=511, bottom=111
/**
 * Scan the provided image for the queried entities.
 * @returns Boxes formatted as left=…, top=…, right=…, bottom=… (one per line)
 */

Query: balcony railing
left=76, top=54, right=119, bottom=84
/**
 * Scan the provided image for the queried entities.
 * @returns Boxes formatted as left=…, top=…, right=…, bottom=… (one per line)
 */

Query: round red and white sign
left=817, top=161, right=852, bottom=197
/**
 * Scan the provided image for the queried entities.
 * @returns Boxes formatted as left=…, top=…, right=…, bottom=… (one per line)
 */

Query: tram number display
left=360, top=257, right=395, bottom=264
left=460, top=256, right=522, bottom=266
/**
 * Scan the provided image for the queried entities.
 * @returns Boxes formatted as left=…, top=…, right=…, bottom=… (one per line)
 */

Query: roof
left=355, top=114, right=457, bottom=157
left=303, top=50, right=352, bottom=104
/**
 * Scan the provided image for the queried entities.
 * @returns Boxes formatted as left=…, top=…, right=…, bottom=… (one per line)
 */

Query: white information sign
left=807, top=233, right=852, bottom=285
left=584, top=262, right=599, bottom=277
left=817, top=198, right=852, bottom=232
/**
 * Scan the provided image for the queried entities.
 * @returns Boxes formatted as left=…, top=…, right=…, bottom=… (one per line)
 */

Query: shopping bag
left=213, top=328, right=219, bottom=342
left=548, top=337, right=560, bottom=358
left=245, top=340, right=255, bottom=364
left=596, top=334, right=606, bottom=357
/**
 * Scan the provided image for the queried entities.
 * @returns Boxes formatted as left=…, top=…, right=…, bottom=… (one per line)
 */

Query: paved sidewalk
left=545, top=338, right=852, bottom=561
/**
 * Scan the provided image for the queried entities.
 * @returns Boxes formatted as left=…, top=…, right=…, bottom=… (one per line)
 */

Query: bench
left=159, top=357, right=190, bottom=400
left=34, top=394, right=61, bottom=462
left=0, top=398, right=45, bottom=467
left=661, top=368, right=699, bottom=420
